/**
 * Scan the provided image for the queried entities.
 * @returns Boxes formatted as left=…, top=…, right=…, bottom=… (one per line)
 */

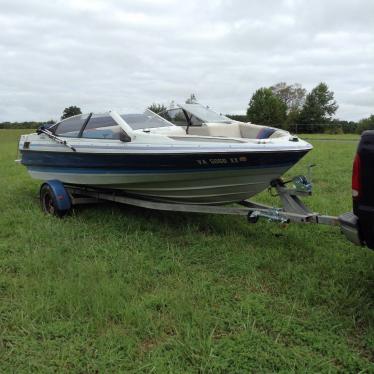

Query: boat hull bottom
left=27, top=166, right=291, bottom=205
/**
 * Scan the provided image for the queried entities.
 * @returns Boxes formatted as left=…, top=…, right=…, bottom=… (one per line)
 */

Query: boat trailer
left=39, top=175, right=360, bottom=246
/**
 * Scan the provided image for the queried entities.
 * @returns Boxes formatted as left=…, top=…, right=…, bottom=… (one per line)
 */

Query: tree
left=185, top=94, right=198, bottom=104
left=246, top=88, right=287, bottom=126
left=148, top=103, right=167, bottom=114
left=270, top=82, right=306, bottom=113
left=270, top=82, right=306, bottom=130
left=61, top=106, right=82, bottom=120
left=329, top=119, right=358, bottom=134
left=357, top=114, right=374, bottom=134
left=298, top=83, right=338, bottom=126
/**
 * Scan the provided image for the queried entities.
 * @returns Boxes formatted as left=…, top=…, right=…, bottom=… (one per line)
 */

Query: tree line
left=0, top=106, right=82, bottom=129
left=241, top=82, right=373, bottom=134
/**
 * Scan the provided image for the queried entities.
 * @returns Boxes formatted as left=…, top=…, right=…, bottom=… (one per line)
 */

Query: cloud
left=0, top=0, right=373, bottom=121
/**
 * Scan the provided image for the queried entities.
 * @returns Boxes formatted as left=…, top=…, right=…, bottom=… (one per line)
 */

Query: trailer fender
left=40, top=180, right=71, bottom=217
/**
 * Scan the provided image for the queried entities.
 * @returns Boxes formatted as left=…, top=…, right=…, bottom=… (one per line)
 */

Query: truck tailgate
left=354, top=130, right=374, bottom=249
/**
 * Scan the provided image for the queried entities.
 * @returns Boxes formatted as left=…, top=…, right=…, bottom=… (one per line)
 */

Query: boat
left=18, top=103, right=312, bottom=205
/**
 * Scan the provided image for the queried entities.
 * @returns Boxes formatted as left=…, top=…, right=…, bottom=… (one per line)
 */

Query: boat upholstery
left=187, top=123, right=282, bottom=140
left=239, top=124, right=278, bottom=139
left=187, top=123, right=241, bottom=137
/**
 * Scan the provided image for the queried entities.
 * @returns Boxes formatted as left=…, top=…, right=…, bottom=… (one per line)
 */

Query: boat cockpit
left=158, top=102, right=290, bottom=140
left=45, top=104, right=294, bottom=145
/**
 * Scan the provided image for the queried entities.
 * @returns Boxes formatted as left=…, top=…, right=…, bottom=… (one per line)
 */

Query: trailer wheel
left=40, top=182, right=71, bottom=218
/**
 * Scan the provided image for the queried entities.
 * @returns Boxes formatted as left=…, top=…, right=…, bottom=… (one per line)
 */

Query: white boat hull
left=27, top=165, right=291, bottom=204
left=20, top=132, right=312, bottom=205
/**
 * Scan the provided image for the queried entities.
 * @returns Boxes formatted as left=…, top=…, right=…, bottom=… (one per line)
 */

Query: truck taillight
left=352, top=153, right=361, bottom=198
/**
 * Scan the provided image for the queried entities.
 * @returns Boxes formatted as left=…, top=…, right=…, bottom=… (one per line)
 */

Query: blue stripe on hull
left=27, top=162, right=295, bottom=174
left=21, top=149, right=309, bottom=172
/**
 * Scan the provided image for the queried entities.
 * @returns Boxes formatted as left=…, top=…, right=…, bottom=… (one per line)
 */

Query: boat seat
left=188, top=123, right=242, bottom=138
left=239, top=123, right=278, bottom=139
left=255, top=127, right=276, bottom=139
left=186, top=123, right=285, bottom=140
left=206, top=123, right=242, bottom=138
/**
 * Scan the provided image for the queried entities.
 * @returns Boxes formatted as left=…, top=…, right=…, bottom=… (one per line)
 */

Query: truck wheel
left=40, top=183, right=71, bottom=218
left=361, top=220, right=374, bottom=250
left=365, top=237, right=374, bottom=250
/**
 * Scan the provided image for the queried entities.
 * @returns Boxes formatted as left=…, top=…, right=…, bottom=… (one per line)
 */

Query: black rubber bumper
left=339, top=212, right=362, bottom=247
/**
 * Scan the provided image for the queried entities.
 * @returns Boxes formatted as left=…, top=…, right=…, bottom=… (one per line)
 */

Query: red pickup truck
left=340, top=130, right=374, bottom=249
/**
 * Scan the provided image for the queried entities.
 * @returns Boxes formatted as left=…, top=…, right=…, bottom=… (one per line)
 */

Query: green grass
left=298, top=133, right=360, bottom=141
left=0, top=129, right=373, bottom=372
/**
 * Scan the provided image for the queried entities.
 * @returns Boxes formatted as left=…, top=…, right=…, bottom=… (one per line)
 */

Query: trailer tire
left=40, top=182, right=71, bottom=218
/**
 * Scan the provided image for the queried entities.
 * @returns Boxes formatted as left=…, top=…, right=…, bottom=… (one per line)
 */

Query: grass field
left=299, top=133, right=360, bottom=141
left=0, top=130, right=373, bottom=372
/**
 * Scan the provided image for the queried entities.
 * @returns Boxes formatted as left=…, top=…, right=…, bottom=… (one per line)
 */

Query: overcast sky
left=0, top=0, right=373, bottom=122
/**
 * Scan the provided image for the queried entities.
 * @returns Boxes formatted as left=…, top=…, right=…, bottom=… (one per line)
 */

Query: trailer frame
left=66, top=184, right=338, bottom=225
left=39, top=177, right=361, bottom=246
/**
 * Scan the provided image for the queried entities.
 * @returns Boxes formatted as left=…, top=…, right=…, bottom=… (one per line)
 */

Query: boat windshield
left=180, top=103, right=233, bottom=123
left=121, top=111, right=173, bottom=130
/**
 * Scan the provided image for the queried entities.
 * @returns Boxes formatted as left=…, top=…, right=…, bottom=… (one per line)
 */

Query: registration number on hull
left=196, top=156, right=247, bottom=165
